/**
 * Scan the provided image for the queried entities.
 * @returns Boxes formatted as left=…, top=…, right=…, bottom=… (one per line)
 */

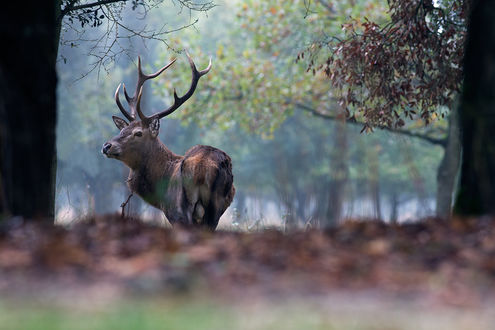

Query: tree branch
left=61, top=0, right=215, bottom=18
left=295, top=102, right=447, bottom=147
left=61, top=0, right=125, bottom=18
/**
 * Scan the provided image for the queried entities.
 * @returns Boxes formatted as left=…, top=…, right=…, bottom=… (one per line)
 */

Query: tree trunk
left=312, top=180, right=329, bottom=227
left=0, top=2, right=58, bottom=220
left=325, top=119, right=348, bottom=226
left=369, top=146, right=382, bottom=219
left=234, top=190, right=246, bottom=224
left=55, top=0, right=63, bottom=55
left=436, top=106, right=461, bottom=218
left=454, top=0, right=495, bottom=216
left=295, top=189, right=307, bottom=222
left=389, top=192, right=399, bottom=224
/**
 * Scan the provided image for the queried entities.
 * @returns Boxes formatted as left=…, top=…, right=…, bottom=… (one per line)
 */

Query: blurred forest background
left=55, top=0, right=455, bottom=228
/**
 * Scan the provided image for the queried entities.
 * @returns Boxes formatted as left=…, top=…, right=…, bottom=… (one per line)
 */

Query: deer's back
left=181, top=145, right=230, bottom=181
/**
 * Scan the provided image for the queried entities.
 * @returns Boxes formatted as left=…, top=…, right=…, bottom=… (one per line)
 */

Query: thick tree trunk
left=436, top=107, right=461, bottom=218
left=0, top=2, right=58, bottom=220
left=454, top=0, right=495, bottom=216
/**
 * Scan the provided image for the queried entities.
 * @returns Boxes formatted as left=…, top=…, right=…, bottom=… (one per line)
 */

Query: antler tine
left=116, top=56, right=177, bottom=121
left=192, top=52, right=212, bottom=76
left=123, top=84, right=132, bottom=104
left=135, top=86, right=148, bottom=121
left=115, top=83, right=134, bottom=122
left=154, top=53, right=212, bottom=120
left=134, top=56, right=177, bottom=96
left=143, top=57, right=177, bottom=80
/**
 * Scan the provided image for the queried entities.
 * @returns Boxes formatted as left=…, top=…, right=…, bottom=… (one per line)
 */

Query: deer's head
left=102, top=53, right=211, bottom=168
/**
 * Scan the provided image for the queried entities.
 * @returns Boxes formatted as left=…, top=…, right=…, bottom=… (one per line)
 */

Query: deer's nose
left=102, top=142, right=112, bottom=154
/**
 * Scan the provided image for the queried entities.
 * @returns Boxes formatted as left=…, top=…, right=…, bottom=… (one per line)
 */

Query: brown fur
left=103, top=121, right=235, bottom=230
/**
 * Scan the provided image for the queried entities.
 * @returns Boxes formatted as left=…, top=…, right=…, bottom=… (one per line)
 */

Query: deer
left=101, top=53, right=235, bottom=230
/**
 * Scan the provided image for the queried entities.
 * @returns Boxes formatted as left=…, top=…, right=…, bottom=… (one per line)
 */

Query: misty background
left=55, top=0, right=443, bottom=228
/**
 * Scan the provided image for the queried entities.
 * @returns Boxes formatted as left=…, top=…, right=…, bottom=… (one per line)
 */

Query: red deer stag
left=102, top=54, right=235, bottom=230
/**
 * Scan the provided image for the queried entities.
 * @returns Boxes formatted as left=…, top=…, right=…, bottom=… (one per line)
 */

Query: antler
left=135, top=52, right=212, bottom=122
left=115, top=56, right=177, bottom=122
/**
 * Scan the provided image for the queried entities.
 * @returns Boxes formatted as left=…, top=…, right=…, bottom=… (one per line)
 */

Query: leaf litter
left=0, top=214, right=494, bottom=309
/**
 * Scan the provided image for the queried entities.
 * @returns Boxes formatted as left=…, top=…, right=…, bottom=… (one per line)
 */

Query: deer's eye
left=134, top=131, right=143, bottom=137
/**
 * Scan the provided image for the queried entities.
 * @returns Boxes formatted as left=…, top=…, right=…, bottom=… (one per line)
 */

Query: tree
left=454, top=0, right=495, bottom=215
left=300, top=0, right=468, bottom=218
left=0, top=1, right=58, bottom=220
left=304, top=0, right=467, bottom=129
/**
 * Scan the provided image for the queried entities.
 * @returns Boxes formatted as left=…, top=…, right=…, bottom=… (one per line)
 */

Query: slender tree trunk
left=295, top=189, right=307, bottom=222
left=312, top=181, right=328, bottom=227
left=436, top=107, right=461, bottom=218
left=369, top=146, right=382, bottom=219
left=454, top=0, right=495, bottom=216
left=389, top=192, right=399, bottom=224
left=325, top=119, right=348, bottom=226
left=272, top=138, right=298, bottom=229
left=234, top=189, right=246, bottom=224
left=0, top=1, right=58, bottom=220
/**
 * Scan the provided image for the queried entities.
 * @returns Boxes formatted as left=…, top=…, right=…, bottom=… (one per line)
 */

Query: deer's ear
left=149, top=117, right=160, bottom=138
left=112, top=116, right=129, bottom=131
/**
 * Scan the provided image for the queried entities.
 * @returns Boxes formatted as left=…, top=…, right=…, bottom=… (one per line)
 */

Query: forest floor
left=0, top=215, right=495, bottom=329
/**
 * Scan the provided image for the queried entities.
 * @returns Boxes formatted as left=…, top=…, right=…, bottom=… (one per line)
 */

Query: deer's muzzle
left=102, top=142, right=120, bottom=158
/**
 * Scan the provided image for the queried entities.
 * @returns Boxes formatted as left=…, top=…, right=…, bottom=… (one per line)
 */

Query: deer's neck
left=127, top=140, right=182, bottom=206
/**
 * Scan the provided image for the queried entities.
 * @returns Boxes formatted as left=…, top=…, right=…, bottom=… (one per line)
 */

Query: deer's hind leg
left=192, top=184, right=212, bottom=226
left=193, top=202, right=205, bottom=224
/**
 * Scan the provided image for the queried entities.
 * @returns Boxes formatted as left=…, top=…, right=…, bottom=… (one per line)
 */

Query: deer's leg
left=193, top=202, right=205, bottom=224
left=182, top=184, right=200, bottom=225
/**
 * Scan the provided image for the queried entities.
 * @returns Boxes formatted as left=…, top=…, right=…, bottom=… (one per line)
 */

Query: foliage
left=157, top=0, right=456, bottom=137
left=303, top=0, right=469, bottom=130
left=157, top=0, right=387, bottom=134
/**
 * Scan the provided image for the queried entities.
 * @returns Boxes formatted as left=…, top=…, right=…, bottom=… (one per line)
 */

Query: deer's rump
left=179, top=145, right=235, bottom=229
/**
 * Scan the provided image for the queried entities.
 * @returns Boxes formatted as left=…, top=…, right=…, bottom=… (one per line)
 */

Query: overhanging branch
left=295, top=102, right=447, bottom=147
left=61, top=0, right=124, bottom=19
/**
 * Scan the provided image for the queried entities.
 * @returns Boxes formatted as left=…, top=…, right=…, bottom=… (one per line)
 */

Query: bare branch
left=59, top=0, right=215, bottom=79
